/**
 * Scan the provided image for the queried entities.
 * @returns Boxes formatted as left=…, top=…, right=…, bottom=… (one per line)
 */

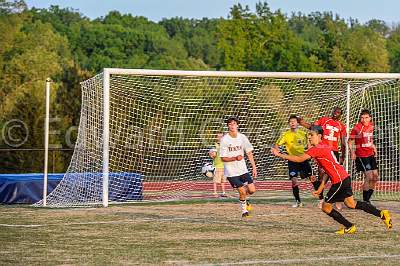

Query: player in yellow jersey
left=209, top=132, right=227, bottom=197
left=274, top=115, right=315, bottom=207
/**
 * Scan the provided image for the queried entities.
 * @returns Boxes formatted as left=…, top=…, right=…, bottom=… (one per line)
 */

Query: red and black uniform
left=349, top=122, right=377, bottom=172
left=315, top=117, right=347, bottom=160
left=306, top=143, right=352, bottom=203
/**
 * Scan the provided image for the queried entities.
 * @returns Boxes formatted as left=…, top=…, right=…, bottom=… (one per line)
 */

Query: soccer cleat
left=335, top=227, right=345, bottom=234
left=246, top=202, right=253, bottom=212
left=380, top=210, right=393, bottom=229
left=336, top=225, right=357, bottom=235
left=242, top=211, right=251, bottom=218
left=292, top=202, right=304, bottom=208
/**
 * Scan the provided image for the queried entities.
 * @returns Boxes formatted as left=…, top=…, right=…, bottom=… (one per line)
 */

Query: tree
left=0, top=0, right=26, bottom=15
left=217, top=2, right=313, bottom=71
left=0, top=16, right=73, bottom=172
left=338, top=26, right=389, bottom=72
left=160, top=17, right=221, bottom=68
left=365, top=19, right=390, bottom=37
left=387, top=25, right=400, bottom=73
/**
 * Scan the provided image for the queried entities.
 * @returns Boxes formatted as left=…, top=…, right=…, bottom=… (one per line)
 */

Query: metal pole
left=43, top=78, right=51, bottom=206
left=345, top=82, right=351, bottom=172
left=102, top=69, right=110, bottom=207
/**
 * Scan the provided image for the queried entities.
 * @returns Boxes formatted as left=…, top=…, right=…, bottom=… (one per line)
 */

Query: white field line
left=193, top=254, right=400, bottom=266
left=0, top=211, right=294, bottom=228
left=0, top=208, right=100, bottom=215
left=0, top=224, right=44, bottom=228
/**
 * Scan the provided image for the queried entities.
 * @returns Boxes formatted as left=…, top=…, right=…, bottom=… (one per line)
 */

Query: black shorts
left=355, top=156, right=378, bottom=172
left=325, top=177, right=353, bottom=203
left=227, top=173, right=253, bottom=189
left=288, top=160, right=313, bottom=179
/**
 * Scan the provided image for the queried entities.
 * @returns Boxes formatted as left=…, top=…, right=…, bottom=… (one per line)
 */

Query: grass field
left=1, top=197, right=399, bottom=265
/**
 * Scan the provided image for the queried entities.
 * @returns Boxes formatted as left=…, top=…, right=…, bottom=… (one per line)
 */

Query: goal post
left=35, top=69, right=400, bottom=207
left=102, top=69, right=110, bottom=207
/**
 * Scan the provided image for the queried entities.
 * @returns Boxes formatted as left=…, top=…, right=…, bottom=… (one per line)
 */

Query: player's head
left=308, top=125, right=323, bottom=146
left=226, top=116, right=239, bottom=133
left=359, top=109, right=372, bottom=125
left=331, top=107, right=343, bottom=120
left=288, top=114, right=299, bottom=129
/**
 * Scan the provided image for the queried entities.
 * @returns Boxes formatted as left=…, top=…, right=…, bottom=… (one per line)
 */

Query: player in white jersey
left=220, top=116, right=257, bottom=218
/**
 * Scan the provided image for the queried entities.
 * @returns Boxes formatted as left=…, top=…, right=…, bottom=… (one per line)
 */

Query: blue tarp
left=0, top=173, right=143, bottom=204
left=108, top=172, right=143, bottom=202
left=0, top=173, right=63, bottom=204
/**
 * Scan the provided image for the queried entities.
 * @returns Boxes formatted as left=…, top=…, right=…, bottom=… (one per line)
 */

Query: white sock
left=240, top=200, right=247, bottom=213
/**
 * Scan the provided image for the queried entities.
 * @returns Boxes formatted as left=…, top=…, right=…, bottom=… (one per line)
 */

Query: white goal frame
left=43, top=68, right=400, bottom=207
left=100, top=69, right=400, bottom=207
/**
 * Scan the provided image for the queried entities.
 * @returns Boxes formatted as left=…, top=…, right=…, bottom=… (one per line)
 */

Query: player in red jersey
left=348, top=109, right=378, bottom=203
left=299, top=107, right=347, bottom=209
left=271, top=125, right=392, bottom=234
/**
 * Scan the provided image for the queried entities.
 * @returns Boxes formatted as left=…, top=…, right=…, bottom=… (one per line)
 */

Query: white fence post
left=43, top=78, right=51, bottom=206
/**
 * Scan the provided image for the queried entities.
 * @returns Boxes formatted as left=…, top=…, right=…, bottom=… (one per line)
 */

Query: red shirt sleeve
left=314, top=117, right=324, bottom=126
left=306, top=146, right=320, bottom=158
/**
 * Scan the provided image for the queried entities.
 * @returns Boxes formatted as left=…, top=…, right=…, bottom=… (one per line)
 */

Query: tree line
left=0, top=0, right=399, bottom=173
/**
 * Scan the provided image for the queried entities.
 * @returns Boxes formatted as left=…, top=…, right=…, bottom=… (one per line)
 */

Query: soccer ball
left=201, top=163, right=215, bottom=178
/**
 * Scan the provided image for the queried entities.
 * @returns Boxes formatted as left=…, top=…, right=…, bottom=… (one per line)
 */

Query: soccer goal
left=35, top=69, right=400, bottom=207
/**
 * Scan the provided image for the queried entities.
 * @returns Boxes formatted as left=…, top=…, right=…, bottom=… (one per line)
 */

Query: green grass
left=0, top=199, right=399, bottom=265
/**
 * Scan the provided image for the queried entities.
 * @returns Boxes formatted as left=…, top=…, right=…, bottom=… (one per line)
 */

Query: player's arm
left=275, top=133, right=285, bottom=150
left=297, top=116, right=311, bottom=129
left=271, top=147, right=311, bottom=162
left=372, top=143, right=378, bottom=156
left=246, top=150, right=257, bottom=179
left=220, top=140, right=242, bottom=162
left=312, top=176, right=327, bottom=197
left=340, top=135, right=346, bottom=164
left=221, top=155, right=243, bottom=162
left=347, top=138, right=356, bottom=160
left=242, top=135, right=257, bottom=178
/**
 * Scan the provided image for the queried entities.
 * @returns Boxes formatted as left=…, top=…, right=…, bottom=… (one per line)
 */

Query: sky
left=25, top=0, right=399, bottom=25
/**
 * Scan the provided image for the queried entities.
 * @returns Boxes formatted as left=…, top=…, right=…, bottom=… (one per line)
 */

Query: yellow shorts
left=213, top=168, right=226, bottom=183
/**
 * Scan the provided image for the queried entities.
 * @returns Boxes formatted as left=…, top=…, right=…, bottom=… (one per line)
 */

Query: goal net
left=35, top=69, right=400, bottom=207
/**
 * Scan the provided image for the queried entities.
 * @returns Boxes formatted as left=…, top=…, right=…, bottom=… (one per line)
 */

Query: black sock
left=318, top=190, right=324, bottom=200
left=355, top=201, right=380, bottom=217
left=363, top=190, right=369, bottom=201
left=312, top=181, right=324, bottom=200
left=367, top=189, right=374, bottom=202
left=292, top=186, right=300, bottom=202
left=312, top=181, right=320, bottom=190
left=328, top=209, right=353, bottom=228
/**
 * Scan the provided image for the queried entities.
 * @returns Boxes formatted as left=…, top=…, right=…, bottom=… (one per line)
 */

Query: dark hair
left=226, top=116, right=239, bottom=125
left=310, top=125, right=324, bottom=135
left=360, top=109, right=371, bottom=117
left=332, top=106, right=343, bottom=114
left=288, top=114, right=299, bottom=122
